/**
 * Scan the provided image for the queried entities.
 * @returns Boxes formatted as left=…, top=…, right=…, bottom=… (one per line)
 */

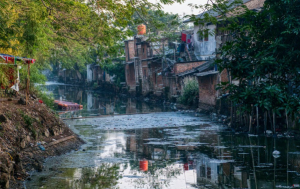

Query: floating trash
left=273, top=150, right=281, bottom=158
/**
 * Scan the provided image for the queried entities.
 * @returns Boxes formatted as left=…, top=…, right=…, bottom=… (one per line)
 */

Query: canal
left=26, top=82, right=300, bottom=189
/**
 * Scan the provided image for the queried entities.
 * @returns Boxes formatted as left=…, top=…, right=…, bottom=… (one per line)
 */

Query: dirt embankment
left=0, top=95, right=84, bottom=189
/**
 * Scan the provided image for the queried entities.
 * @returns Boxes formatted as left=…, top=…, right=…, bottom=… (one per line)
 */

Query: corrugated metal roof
left=195, top=70, right=219, bottom=77
left=183, top=0, right=252, bottom=23
left=177, top=60, right=214, bottom=77
left=177, top=68, right=197, bottom=77
left=196, top=60, right=214, bottom=72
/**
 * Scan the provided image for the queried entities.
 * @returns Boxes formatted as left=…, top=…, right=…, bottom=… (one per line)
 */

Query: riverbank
left=0, top=94, right=84, bottom=189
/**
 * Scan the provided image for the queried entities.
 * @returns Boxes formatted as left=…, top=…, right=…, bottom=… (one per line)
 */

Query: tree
left=215, top=0, right=300, bottom=130
left=0, top=0, right=188, bottom=86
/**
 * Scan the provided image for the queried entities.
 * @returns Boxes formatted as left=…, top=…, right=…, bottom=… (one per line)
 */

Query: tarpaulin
left=0, top=54, right=35, bottom=64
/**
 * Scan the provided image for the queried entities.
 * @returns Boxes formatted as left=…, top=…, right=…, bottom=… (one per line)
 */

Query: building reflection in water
left=37, top=83, right=300, bottom=189
left=43, top=83, right=168, bottom=118
left=124, top=126, right=300, bottom=189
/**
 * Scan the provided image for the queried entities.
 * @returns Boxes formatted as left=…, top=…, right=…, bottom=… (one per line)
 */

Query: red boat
left=54, top=100, right=83, bottom=111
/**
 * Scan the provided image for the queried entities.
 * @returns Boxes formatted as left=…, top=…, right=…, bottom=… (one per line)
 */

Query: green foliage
left=19, top=110, right=37, bottom=139
left=103, top=59, right=125, bottom=87
left=19, top=64, right=47, bottom=87
left=37, top=90, right=55, bottom=110
left=215, top=0, right=300, bottom=120
left=0, top=0, right=135, bottom=75
left=0, top=0, right=188, bottom=83
left=179, top=77, right=199, bottom=106
left=33, top=86, right=55, bottom=109
left=128, top=8, right=185, bottom=39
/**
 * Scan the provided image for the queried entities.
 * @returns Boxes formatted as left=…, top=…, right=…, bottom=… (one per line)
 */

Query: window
left=198, top=29, right=209, bottom=41
left=204, top=30, right=209, bottom=41
left=198, top=31, right=203, bottom=41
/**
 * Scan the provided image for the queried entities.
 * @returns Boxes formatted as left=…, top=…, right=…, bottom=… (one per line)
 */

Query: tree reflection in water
left=132, top=163, right=183, bottom=189
left=60, top=163, right=121, bottom=189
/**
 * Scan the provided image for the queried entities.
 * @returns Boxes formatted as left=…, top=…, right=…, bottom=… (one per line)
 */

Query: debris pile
left=0, top=95, right=84, bottom=188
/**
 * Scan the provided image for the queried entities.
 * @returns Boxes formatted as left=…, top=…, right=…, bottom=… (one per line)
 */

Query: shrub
left=179, top=77, right=199, bottom=106
left=31, top=86, right=55, bottom=109
left=19, top=110, right=37, bottom=139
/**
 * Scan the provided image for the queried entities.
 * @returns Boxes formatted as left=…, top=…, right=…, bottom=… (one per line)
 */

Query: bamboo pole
left=249, top=114, right=252, bottom=133
left=249, top=137, right=258, bottom=189
left=273, top=110, right=276, bottom=134
left=256, top=106, right=259, bottom=134
left=26, top=63, right=30, bottom=104
left=230, top=101, right=233, bottom=128
left=285, top=109, right=289, bottom=130
left=268, top=111, right=273, bottom=133
left=287, top=139, right=289, bottom=187
left=264, top=111, right=267, bottom=134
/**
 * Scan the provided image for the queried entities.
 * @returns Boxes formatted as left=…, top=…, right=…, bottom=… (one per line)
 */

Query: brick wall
left=140, top=43, right=148, bottom=60
left=125, top=64, right=136, bottom=90
left=220, top=69, right=229, bottom=83
left=197, top=74, right=218, bottom=110
left=149, top=62, right=163, bottom=94
left=174, top=61, right=206, bottom=74
left=141, top=60, right=150, bottom=94
left=125, top=40, right=135, bottom=62
left=166, top=76, right=179, bottom=97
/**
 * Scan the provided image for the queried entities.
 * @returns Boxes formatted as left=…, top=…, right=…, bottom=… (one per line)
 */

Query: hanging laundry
left=181, top=33, right=187, bottom=42
left=180, top=44, right=185, bottom=52
left=177, top=45, right=181, bottom=53
left=187, top=34, right=191, bottom=43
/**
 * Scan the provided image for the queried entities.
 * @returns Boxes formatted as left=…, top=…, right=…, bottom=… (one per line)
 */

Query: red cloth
left=25, top=59, right=35, bottom=64
left=183, top=163, right=189, bottom=171
left=181, top=33, right=187, bottom=42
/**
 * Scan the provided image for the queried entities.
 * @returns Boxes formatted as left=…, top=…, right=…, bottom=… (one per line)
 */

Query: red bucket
left=139, top=160, right=148, bottom=171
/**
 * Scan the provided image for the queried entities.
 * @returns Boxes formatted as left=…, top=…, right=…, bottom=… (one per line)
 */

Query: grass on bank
left=179, top=77, right=199, bottom=106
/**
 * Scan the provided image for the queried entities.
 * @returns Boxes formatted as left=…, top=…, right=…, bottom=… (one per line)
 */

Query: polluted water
left=26, top=83, right=300, bottom=189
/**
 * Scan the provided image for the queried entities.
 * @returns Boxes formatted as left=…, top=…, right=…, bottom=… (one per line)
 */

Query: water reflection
left=27, top=83, right=300, bottom=189
left=43, top=82, right=169, bottom=118
left=27, top=115, right=300, bottom=188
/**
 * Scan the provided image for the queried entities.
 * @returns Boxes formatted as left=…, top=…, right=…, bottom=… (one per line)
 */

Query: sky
left=150, top=0, right=208, bottom=16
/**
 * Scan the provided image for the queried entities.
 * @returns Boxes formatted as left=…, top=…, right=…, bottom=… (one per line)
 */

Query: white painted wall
left=87, top=92, right=93, bottom=110
left=193, top=24, right=216, bottom=60
left=87, top=64, right=93, bottom=82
